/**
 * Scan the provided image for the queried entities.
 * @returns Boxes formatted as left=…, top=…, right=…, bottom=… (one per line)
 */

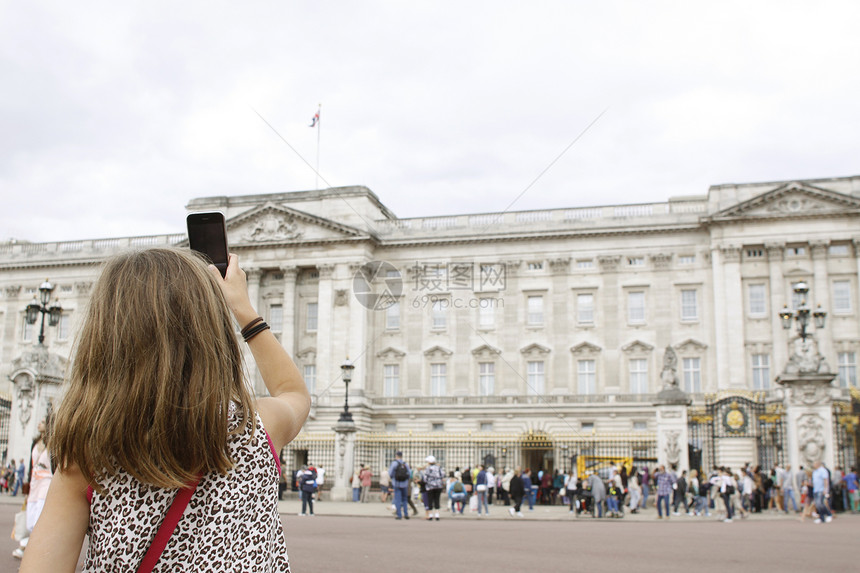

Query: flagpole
left=315, top=103, right=321, bottom=190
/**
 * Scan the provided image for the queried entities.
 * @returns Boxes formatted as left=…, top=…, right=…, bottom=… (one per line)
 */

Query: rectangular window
left=432, top=423, right=445, bottom=432
left=430, top=363, right=447, bottom=396
left=628, top=292, right=645, bottom=324
left=577, top=360, right=596, bottom=395
left=384, top=422, right=397, bottom=432
left=748, top=284, right=767, bottom=317
left=57, top=313, right=70, bottom=340
left=838, top=352, right=857, bottom=388
left=576, top=260, right=594, bottom=269
left=306, top=302, right=318, bottom=332
left=303, top=364, right=316, bottom=394
left=829, top=244, right=849, bottom=256
left=680, top=289, right=698, bottom=321
left=751, top=354, right=770, bottom=390
left=386, top=301, right=400, bottom=329
left=629, top=359, right=648, bottom=394
left=580, top=422, right=594, bottom=433
left=527, top=295, right=544, bottom=326
left=833, top=280, right=852, bottom=314
left=633, top=421, right=647, bottom=432
left=22, top=318, right=33, bottom=342
left=478, top=300, right=495, bottom=328
left=628, top=257, right=645, bottom=266
left=527, top=361, right=545, bottom=395
left=577, top=293, right=594, bottom=325
left=527, top=262, right=543, bottom=270
left=431, top=300, right=446, bottom=330
left=746, top=248, right=764, bottom=258
left=679, top=255, right=696, bottom=265
left=479, top=362, right=495, bottom=396
left=682, top=357, right=701, bottom=393
left=383, top=364, right=400, bottom=397
left=787, top=246, right=806, bottom=257
left=480, top=422, right=494, bottom=432
left=269, top=304, right=283, bottom=332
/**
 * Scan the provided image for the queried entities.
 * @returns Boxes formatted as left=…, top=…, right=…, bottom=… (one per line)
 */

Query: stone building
left=1, top=175, right=858, bottom=493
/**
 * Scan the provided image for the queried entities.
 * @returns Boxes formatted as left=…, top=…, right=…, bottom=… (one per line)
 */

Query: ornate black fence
left=687, top=391, right=786, bottom=472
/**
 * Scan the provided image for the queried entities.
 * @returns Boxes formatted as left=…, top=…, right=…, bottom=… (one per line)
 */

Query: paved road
left=1, top=504, right=856, bottom=571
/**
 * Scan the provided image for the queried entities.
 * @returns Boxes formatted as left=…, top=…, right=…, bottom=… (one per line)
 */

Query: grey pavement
left=0, top=490, right=823, bottom=522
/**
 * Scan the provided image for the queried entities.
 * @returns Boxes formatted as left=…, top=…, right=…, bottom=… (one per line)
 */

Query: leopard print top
left=84, top=403, right=291, bottom=572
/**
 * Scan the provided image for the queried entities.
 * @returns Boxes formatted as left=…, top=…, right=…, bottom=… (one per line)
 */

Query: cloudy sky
left=2, top=1, right=858, bottom=242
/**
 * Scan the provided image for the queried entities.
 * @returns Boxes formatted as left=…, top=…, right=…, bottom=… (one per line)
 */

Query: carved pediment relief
left=377, top=346, right=406, bottom=360
left=675, top=338, right=708, bottom=353
left=227, top=203, right=368, bottom=244
left=570, top=341, right=601, bottom=355
left=471, top=343, right=501, bottom=357
left=520, top=343, right=551, bottom=355
left=424, top=345, right=453, bottom=357
left=707, top=182, right=860, bottom=223
left=296, top=347, right=317, bottom=361
left=621, top=340, right=654, bottom=354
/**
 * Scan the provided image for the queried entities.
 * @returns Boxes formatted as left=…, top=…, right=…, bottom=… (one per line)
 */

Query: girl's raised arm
left=210, top=254, right=311, bottom=452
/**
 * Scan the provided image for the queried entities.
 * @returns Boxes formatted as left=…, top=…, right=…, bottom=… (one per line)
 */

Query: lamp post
left=25, top=279, right=62, bottom=345
left=338, top=359, right=355, bottom=423
left=778, top=281, right=826, bottom=340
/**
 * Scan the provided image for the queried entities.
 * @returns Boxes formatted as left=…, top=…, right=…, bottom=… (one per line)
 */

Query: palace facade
left=2, top=175, right=859, bottom=485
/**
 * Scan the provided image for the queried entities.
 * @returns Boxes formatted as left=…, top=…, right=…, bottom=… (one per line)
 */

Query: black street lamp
left=338, top=359, right=355, bottom=423
left=779, top=281, right=826, bottom=341
left=25, top=279, right=62, bottom=345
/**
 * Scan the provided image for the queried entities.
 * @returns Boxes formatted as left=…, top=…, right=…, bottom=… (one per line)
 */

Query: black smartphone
left=187, top=212, right=229, bottom=277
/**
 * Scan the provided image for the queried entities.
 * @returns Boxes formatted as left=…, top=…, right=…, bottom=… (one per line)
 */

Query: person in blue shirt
left=811, top=461, right=832, bottom=523
left=388, top=451, right=412, bottom=520
left=522, top=468, right=534, bottom=511
left=12, top=460, right=25, bottom=496
left=844, top=466, right=858, bottom=513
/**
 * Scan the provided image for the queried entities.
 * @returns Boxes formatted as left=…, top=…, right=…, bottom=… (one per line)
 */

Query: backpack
left=394, top=461, right=409, bottom=482
left=453, top=481, right=465, bottom=493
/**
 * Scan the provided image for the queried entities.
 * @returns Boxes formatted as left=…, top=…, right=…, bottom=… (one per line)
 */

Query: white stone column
left=722, top=247, right=745, bottom=388
left=244, top=268, right=263, bottom=394
left=712, top=246, right=744, bottom=390
left=315, top=264, right=335, bottom=397
left=280, top=265, right=298, bottom=356
left=347, top=268, right=369, bottom=398
left=766, top=243, right=787, bottom=372
left=810, top=241, right=831, bottom=360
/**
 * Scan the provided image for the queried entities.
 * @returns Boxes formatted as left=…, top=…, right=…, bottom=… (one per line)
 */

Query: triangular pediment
left=674, top=338, right=708, bottom=352
left=621, top=340, right=654, bottom=354
left=424, top=345, right=453, bottom=357
left=471, top=343, right=502, bottom=356
left=227, top=203, right=370, bottom=245
left=520, top=343, right=551, bottom=355
left=707, top=182, right=860, bottom=222
left=296, top=347, right=317, bottom=360
left=376, top=346, right=406, bottom=360
left=570, top=341, right=601, bottom=355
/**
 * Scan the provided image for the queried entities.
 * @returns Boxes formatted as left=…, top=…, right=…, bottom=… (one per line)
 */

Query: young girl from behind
left=21, top=248, right=310, bottom=572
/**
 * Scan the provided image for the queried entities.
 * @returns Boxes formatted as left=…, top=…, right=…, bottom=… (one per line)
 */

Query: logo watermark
left=353, top=260, right=508, bottom=311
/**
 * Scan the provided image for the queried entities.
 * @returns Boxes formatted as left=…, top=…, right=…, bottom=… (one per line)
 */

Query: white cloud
left=2, top=0, right=858, bottom=241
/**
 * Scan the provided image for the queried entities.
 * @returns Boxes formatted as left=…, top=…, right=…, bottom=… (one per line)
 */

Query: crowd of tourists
left=366, top=452, right=858, bottom=523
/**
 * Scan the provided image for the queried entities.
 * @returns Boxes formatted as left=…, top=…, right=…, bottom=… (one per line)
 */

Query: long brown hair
left=52, top=248, right=254, bottom=489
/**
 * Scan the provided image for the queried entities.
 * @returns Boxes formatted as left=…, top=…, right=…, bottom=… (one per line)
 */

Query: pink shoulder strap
left=86, top=477, right=201, bottom=573
left=136, top=477, right=201, bottom=573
